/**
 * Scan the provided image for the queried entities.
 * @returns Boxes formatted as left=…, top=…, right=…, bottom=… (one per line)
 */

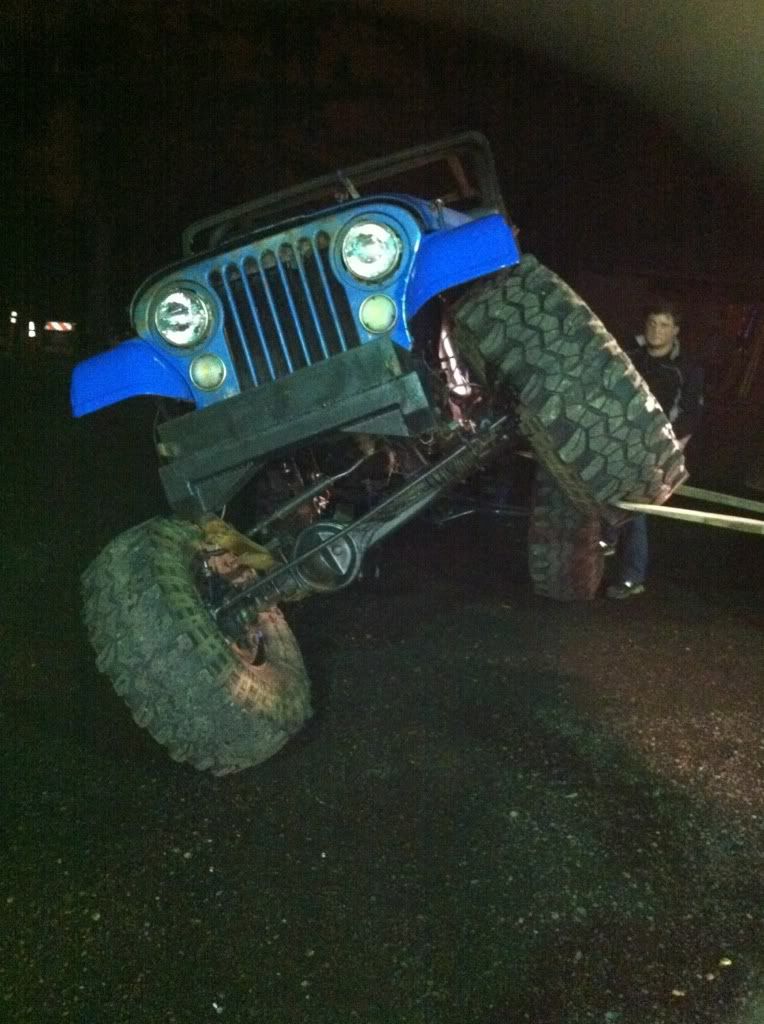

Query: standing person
left=605, top=301, right=704, bottom=598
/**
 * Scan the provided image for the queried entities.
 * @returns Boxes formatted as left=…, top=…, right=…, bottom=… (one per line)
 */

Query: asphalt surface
left=2, top=364, right=763, bottom=1023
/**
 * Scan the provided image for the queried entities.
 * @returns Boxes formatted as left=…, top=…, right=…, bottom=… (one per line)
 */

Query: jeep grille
left=209, top=231, right=361, bottom=388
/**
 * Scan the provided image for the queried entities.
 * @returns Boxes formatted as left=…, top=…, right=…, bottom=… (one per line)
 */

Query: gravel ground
left=1, top=365, right=762, bottom=1023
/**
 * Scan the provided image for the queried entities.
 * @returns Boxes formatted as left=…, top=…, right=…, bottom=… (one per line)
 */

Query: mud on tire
left=452, top=254, right=687, bottom=515
left=82, top=518, right=311, bottom=775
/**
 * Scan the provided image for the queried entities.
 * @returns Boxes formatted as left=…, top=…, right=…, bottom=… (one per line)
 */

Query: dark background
left=3, top=0, right=764, bottom=342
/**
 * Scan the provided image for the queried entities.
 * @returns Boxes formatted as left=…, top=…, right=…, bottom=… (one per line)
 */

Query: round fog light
left=190, top=353, right=226, bottom=391
left=359, top=294, right=397, bottom=334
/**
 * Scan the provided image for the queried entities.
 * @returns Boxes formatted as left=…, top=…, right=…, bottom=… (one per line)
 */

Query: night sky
left=3, top=0, right=764, bottom=333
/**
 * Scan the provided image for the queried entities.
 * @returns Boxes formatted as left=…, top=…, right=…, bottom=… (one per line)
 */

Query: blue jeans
left=604, top=515, right=648, bottom=585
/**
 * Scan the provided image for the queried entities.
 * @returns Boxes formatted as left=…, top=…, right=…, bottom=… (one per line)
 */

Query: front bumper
left=157, top=337, right=437, bottom=518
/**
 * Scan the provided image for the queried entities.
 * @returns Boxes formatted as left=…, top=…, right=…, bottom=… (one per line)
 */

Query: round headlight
left=154, top=287, right=212, bottom=347
left=341, top=221, right=402, bottom=282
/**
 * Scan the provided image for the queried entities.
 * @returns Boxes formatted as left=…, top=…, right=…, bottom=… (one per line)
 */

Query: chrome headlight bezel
left=340, top=220, right=403, bottom=283
left=150, top=283, right=215, bottom=349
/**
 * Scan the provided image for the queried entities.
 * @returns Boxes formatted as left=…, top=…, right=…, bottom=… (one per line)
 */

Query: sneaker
left=598, top=540, right=616, bottom=557
left=606, top=581, right=645, bottom=599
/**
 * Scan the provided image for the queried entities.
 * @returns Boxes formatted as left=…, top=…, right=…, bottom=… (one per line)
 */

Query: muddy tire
left=452, top=254, right=687, bottom=516
left=82, top=518, right=311, bottom=775
left=529, top=467, right=605, bottom=600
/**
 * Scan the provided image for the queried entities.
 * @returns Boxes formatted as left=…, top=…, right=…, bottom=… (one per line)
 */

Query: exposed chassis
left=158, top=338, right=439, bottom=517
left=205, top=412, right=516, bottom=636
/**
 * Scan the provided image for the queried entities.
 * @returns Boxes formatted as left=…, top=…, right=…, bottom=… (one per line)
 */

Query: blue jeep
left=72, top=133, right=686, bottom=774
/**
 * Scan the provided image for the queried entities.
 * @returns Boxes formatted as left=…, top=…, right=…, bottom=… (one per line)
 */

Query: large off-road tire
left=451, top=254, right=687, bottom=515
left=528, top=467, right=605, bottom=600
left=82, top=518, right=311, bottom=775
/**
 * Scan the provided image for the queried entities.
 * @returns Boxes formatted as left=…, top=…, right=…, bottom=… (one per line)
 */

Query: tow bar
left=615, top=484, right=764, bottom=537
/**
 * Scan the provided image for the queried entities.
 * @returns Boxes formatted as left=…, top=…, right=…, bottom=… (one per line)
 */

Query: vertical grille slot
left=209, top=229, right=361, bottom=390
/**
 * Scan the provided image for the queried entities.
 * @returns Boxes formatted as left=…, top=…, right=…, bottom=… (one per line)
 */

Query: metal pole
left=675, top=484, right=764, bottom=516
left=615, top=500, right=764, bottom=536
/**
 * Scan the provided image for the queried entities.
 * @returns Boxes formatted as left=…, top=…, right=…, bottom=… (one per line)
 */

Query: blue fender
left=405, top=214, right=520, bottom=319
left=71, top=338, right=194, bottom=417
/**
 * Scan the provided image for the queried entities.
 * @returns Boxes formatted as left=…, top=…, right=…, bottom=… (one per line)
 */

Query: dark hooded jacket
left=626, top=335, right=704, bottom=440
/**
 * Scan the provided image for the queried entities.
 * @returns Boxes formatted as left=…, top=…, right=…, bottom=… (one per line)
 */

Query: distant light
left=10, top=310, right=18, bottom=323
left=28, top=320, right=35, bottom=331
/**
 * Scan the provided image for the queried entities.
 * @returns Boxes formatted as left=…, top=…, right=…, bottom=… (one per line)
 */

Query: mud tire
left=529, top=467, right=605, bottom=600
left=82, top=518, right=311, bottom=775
left=451, top=254, right=687, bottom=515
